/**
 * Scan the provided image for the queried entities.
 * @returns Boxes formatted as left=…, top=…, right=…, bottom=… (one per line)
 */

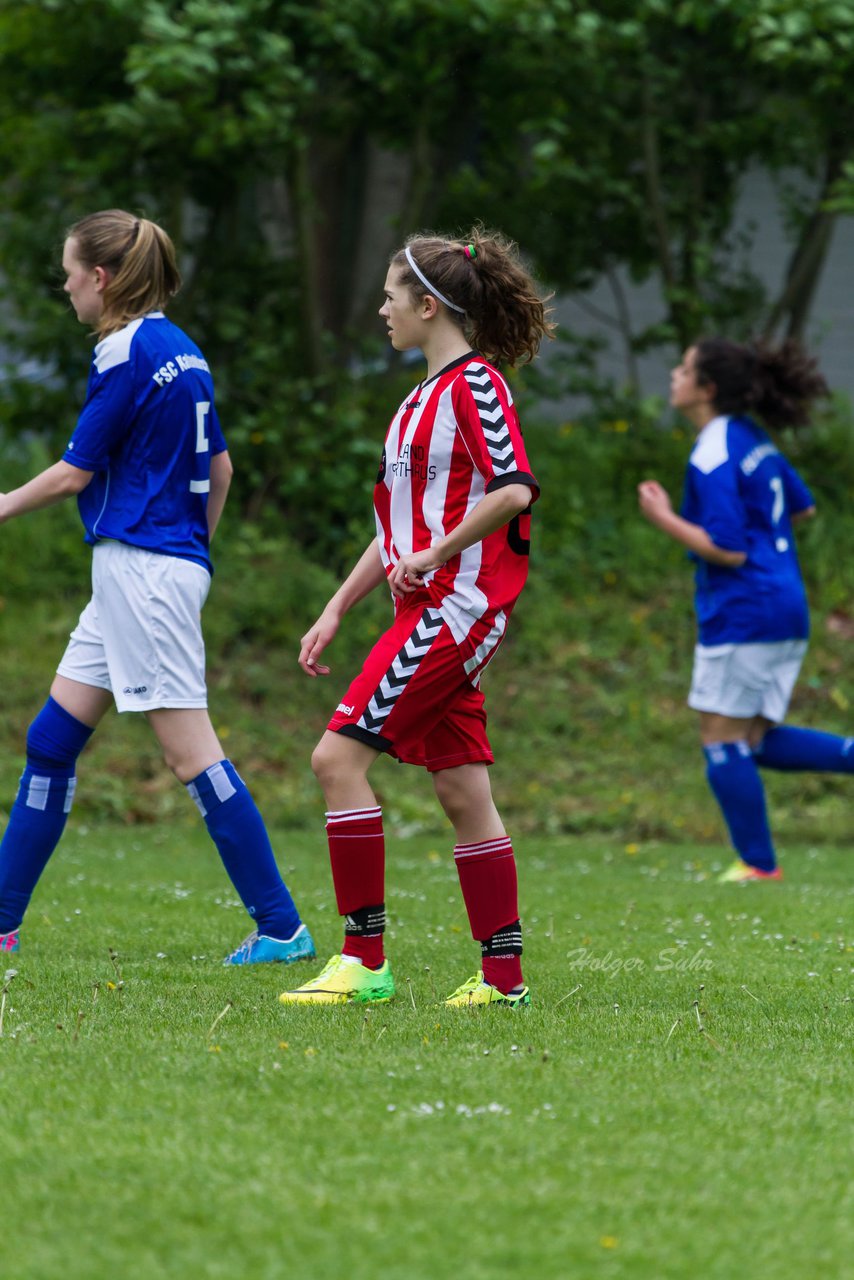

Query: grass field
left=0, top=434, right=850, bottom=1278
left=2, top=823, right=851, bottom=1280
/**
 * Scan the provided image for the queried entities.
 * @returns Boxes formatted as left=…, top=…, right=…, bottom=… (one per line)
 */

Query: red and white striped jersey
left=374, top=353, right=539, bottom=685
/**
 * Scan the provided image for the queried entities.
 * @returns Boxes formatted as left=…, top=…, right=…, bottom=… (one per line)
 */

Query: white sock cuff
left=454, top=836, right=513, bottom=859
left=325, top=806, right=383, bottom=825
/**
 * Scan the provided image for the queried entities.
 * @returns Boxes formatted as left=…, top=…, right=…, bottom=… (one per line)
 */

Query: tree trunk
left=285, top=143, right=324, bottom=377
left=763, top=149, right=848, bottom=343
left=640, top=68, right=694, bottom=348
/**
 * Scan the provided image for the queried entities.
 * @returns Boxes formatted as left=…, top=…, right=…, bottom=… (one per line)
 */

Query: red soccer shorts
left=327, top=599, right=494, bottom=771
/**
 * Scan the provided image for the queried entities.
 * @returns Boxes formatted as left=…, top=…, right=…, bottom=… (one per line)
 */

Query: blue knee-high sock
left=703, top=741, right=777, bottom=872
left=754, top=726, right=854, bottom=773
left=0, top=698, right=94, bottom=933
left=186, top=760, right=301, bottom=939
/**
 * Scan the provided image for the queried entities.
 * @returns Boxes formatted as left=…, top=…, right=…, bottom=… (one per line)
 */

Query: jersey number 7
left=769, top=476, right=789, bottom=553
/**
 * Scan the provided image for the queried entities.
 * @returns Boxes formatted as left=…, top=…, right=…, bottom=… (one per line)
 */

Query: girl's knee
left=310, top=739, right=334, bottom=783
left=311, top=733, right=359, bottom=787
left=433, top=766, right=479, bottom=822
left=432, top=768, right=459, bottom=807
left=160, top=745, right=185, bottom=780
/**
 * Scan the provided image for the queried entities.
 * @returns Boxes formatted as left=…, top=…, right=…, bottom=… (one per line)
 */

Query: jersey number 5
left=190, top=400, right=211, bottom=494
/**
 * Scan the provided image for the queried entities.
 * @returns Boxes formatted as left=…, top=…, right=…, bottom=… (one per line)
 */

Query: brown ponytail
left=66, top=209, right=181, bottom=339
left=392, top=227, right=555, bottom=366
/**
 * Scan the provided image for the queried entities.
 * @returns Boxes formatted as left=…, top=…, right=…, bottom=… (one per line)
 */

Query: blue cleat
left=223, top=923, right=316, bottom=966
left=0, top=929, right=20, bottom=954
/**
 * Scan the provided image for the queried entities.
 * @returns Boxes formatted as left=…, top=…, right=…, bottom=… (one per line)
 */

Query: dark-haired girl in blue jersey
left=639, top=338, right=852, bottom=881
left=0, top=209, right=314, bottom=963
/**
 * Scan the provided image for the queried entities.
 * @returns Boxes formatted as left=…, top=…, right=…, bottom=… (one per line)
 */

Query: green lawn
left=2, top=824, right=850, bottom=1280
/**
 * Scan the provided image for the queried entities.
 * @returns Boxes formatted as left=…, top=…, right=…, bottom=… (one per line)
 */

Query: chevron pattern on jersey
left=465, top=367, right=515, bottom=475
left=358, top=609, right=445, bottom=735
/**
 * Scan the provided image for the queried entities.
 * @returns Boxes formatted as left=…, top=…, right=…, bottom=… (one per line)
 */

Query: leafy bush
left=522, top=386, right=854, bottom=611
left=0, top=391, right=850, bottom=842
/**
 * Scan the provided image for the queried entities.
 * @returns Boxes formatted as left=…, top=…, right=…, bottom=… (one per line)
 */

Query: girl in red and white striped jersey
left=280, top=229, right=554, bottom=1009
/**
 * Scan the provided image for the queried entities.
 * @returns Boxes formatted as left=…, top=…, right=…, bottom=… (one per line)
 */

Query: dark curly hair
left=693, top=337, right=828, bottom=430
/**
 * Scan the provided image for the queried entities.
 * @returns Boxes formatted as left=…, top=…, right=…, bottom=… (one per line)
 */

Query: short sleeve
left=63, top=362, right=136, bottom=471
left=209, top=402, right=227, bottom=456
left=452, top=365, right=539, bottom=501
left=780, top=457, right=814, bottom=514
left=682, top=456, right=748, bottom=552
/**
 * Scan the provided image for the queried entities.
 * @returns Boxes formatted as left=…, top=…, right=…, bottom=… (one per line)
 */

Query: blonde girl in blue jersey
left=0, top=209, right=313, bottom=963
left=639, top=337, right=852, bottom=881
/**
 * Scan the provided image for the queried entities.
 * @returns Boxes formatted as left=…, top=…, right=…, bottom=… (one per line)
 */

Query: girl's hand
left=388, top=548, right=445, bottom=600
left=298, top=611, right=340, bottom=676
left=637, top=479, right=673, bottom=524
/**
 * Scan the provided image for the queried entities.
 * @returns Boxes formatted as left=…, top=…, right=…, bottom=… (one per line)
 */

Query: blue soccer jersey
left=63, top=313, right=227, bottom=572
left=681, top=415, right=815, bottom=645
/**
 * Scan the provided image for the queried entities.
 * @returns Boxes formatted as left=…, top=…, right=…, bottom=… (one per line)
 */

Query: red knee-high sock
left=454, top=836, right=523, bottom=993
left=326, top=806, right=386, bottom=968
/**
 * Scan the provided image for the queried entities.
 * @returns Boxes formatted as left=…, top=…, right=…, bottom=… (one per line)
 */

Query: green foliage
left=453, top=0, right=854, bottom=349
left=0, top=409, right=851, bottom=845
left=780, top=394, right=854, bottom=611
left=0, top=436, right=91, bottom=595
left=521, top=391, right=682, bottom=586
left=3, top=0, right=854, bottom=521
left=217, top=349, right=411, bottom=566
left=519, top=384, right=854, bottom=609
left=1, top=827, right=852, bottom=1279
left=0, top=3, right=852, bottom=837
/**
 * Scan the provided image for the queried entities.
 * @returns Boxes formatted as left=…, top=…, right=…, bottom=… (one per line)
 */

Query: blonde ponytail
left=66, top=210, right=181, bottom=338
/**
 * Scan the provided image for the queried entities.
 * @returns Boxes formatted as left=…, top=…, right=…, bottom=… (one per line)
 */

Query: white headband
left=404, top=245, right=466, bottom=314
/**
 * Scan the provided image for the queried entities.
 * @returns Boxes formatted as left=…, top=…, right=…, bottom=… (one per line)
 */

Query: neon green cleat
left=443, top=971, right=531, bottom=1008
left=717, top=860, right=783, bottom=884
left=278, top=954, right=395, bottom=1005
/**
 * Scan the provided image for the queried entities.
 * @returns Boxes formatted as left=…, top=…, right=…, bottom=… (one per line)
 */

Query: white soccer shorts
left=57, top=540, right=211, bottom=713
left=687, top=638, right=808, bottom=722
